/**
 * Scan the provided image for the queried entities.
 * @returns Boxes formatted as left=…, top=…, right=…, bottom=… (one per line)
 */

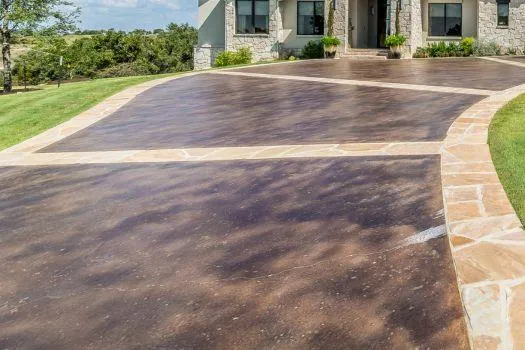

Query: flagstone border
left=0, top=142, right=442, bottom=166
left=441, top=83, right=525, bottom=349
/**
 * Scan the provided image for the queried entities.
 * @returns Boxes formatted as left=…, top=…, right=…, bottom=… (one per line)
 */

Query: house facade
left=194, top=0, right=525, bottom=69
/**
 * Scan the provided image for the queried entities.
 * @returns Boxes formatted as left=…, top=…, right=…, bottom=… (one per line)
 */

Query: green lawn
left=489, top=93, right=525, bottom=224
left=0, top=73, right=181, bottom=151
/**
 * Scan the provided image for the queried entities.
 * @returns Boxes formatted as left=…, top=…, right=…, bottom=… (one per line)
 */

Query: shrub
left=320, top=36, right=341, bottom=47
left=412, top=40, right=468, bottom=58
left=95, top=61, right=154, bottom=78
left=473, top=41, right=502, bottom=56
left=289, top=56, right=296, bottom=61
left=235, top=47, right=253, bottom=64
left=10, top=23, right=197, bottom=85
left=385, top=34, right=407, bottom=47
left=413, top=47, right=429, bottom=58
left=506, top=47, right=520, bottom=55
left=301, top=40, right=324, bottom=59
left=214, top=47, right=252, bottom=67
left=460, top=37, right=475, bottom=56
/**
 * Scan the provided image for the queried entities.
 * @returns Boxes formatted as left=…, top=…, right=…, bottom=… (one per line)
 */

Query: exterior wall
left=194, top=45, right=225, bottom=70
left=331, top=0, right=350, bottom=52
left=389, top=0, right=423, bottom=54
left=478, top=0, right=525, bottom=50
left=281, top=0, right=324, bottom=51
left=194, top=0, right=226, bottom=69
left=225, top=0, right=281, bottom=62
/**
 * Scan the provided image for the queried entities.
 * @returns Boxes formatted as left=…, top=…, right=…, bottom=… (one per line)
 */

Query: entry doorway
left=376, top=0, right=389, bottom=47
left=351, top=0, right=390, bottom=48
left=369, top=0, right=389, bottom=48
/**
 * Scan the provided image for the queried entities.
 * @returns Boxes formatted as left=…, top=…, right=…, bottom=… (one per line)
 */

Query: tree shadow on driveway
left=0, top=156, right=468, bottom=349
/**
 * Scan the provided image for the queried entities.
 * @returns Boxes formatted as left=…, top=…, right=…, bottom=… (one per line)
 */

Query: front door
left=377, top=0, right=389, bottom=47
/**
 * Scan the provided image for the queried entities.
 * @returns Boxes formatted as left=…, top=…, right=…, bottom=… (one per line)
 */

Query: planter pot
left=388, top=45, right=404, bottom=59
left=390, top=45, right=402, bottom=54
left=324, top=45, right=337, bottom=59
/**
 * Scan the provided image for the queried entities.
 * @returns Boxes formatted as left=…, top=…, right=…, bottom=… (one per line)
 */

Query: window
left=497, top=0, right=509, bottom=26
left=429, top=3, right=462, bottom=37
left=236, top=0, right=269, bottom=34
left=297, top=1, right=325, bottom=35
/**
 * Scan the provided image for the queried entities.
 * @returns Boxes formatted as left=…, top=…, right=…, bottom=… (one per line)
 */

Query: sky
left=74, top=0, right=197, bottom=31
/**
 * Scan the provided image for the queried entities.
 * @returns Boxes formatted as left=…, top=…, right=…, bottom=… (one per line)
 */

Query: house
left=194, top=0, right=525, bottom=69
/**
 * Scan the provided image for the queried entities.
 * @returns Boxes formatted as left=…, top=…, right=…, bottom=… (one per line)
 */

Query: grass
left=489, top=93, right=525, bottom=224
left=0, top=73, right=182, bottom=151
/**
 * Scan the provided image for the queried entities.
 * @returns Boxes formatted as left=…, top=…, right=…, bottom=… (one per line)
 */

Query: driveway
left=3, top=58, right=523, bottom=349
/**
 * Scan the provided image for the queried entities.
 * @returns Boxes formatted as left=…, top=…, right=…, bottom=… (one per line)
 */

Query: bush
left=214, top=47, right=252, bottom=67
left=460, top=37, right=475, bottom=56
left=473, top=41, right=502, bottom=56
left=413, top=47, right=429, bottom=58
left=235, top=47, right=253, bottom=64
left=320, top=36, right=341, bottom=47
left=95, top=61, right=153, bottom=78
left=385, top=34, right=407, bottom=47
left=412, top=40, right=469, bottom=58
left=11, top=23, right=197, bottom=85
left=301, top=40, right=324, bottom=59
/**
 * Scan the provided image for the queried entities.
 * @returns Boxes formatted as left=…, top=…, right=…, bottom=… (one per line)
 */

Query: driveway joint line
left=481, top=56, right=525, bottom=68
left=0, top=142, right=443, bottom=166
left=210, top=70, right=496, bottom=96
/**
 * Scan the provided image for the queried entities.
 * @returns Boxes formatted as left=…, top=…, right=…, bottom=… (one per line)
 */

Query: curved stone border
left=441, top=83, right=525, bottom=349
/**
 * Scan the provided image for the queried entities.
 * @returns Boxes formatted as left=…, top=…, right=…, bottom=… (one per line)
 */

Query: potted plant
left=384, top=34, right=407, bottom=58
left=320, top=36, right=341, bottom=59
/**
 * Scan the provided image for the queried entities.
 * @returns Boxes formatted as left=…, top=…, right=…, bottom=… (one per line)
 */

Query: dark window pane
left=429, top=3, right=462, bottom=37
left=445, top=3, right=462, bottom=36
left=298, top=1, right=324, bottom=35
left=429, top=4, right=445, bottom=36
left=237, top=0, right=253, bottom=33
left=498, top=3, right=509, bottom=26
left=236, top=0, right=268, bottom=34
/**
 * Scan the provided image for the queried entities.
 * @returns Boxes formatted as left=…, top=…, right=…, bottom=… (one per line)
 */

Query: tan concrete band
left=211, top=71, right=496, bottom=96
left=1, top=72, right=202, bottom=154
left=481, top=56, right=525, bottom=69
left=0, top=142, right=442, bottom=166
left=441, top=83, right=525, bottom=349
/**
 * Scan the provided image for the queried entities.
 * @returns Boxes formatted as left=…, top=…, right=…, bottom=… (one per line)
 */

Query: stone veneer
left=389, top=0, right=423, bottom=56
left=194, top=44, right=225, bottom=70
left=478, top=0, right=525, bottom=52
left=225, top=0, right=281, bottom=62
left=328, top=0, right=349, bottom=54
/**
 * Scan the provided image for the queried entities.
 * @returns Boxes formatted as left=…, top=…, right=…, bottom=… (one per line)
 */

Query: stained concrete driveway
left=2, top=57, right=513, bottom=349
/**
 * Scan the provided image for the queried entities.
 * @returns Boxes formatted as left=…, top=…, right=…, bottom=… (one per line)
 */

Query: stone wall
left=327, top=0, right=349, bottom=53
left=194, top=44, right=225, bottom=70
left=225, top=0, right=281, bottom=62
left=389, top=0, right=422, bottom=55
left=478, top=0, right=525, bottom=51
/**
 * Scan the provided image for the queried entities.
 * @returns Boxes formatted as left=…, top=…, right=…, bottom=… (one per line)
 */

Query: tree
left=0, top=0, right=79, bottom=92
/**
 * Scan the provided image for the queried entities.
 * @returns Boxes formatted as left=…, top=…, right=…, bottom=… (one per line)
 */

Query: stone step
left=345, top=48, right=390, bottom=57
left=342, top=55, right=388, bottom=60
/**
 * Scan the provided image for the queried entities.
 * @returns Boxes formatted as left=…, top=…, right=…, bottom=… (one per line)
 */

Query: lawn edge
left=441, top=83, right=525, bottom=349
left=0, top=72, right=203, bottom=154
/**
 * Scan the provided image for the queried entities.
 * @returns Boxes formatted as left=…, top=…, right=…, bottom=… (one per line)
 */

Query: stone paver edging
left=0, top=142, right=442, bottom=166
left=441, top=83, right=525, bottom=349
left=481, top=56, right=525, bottom=69
left=213, top=70, right=495, bottom=96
